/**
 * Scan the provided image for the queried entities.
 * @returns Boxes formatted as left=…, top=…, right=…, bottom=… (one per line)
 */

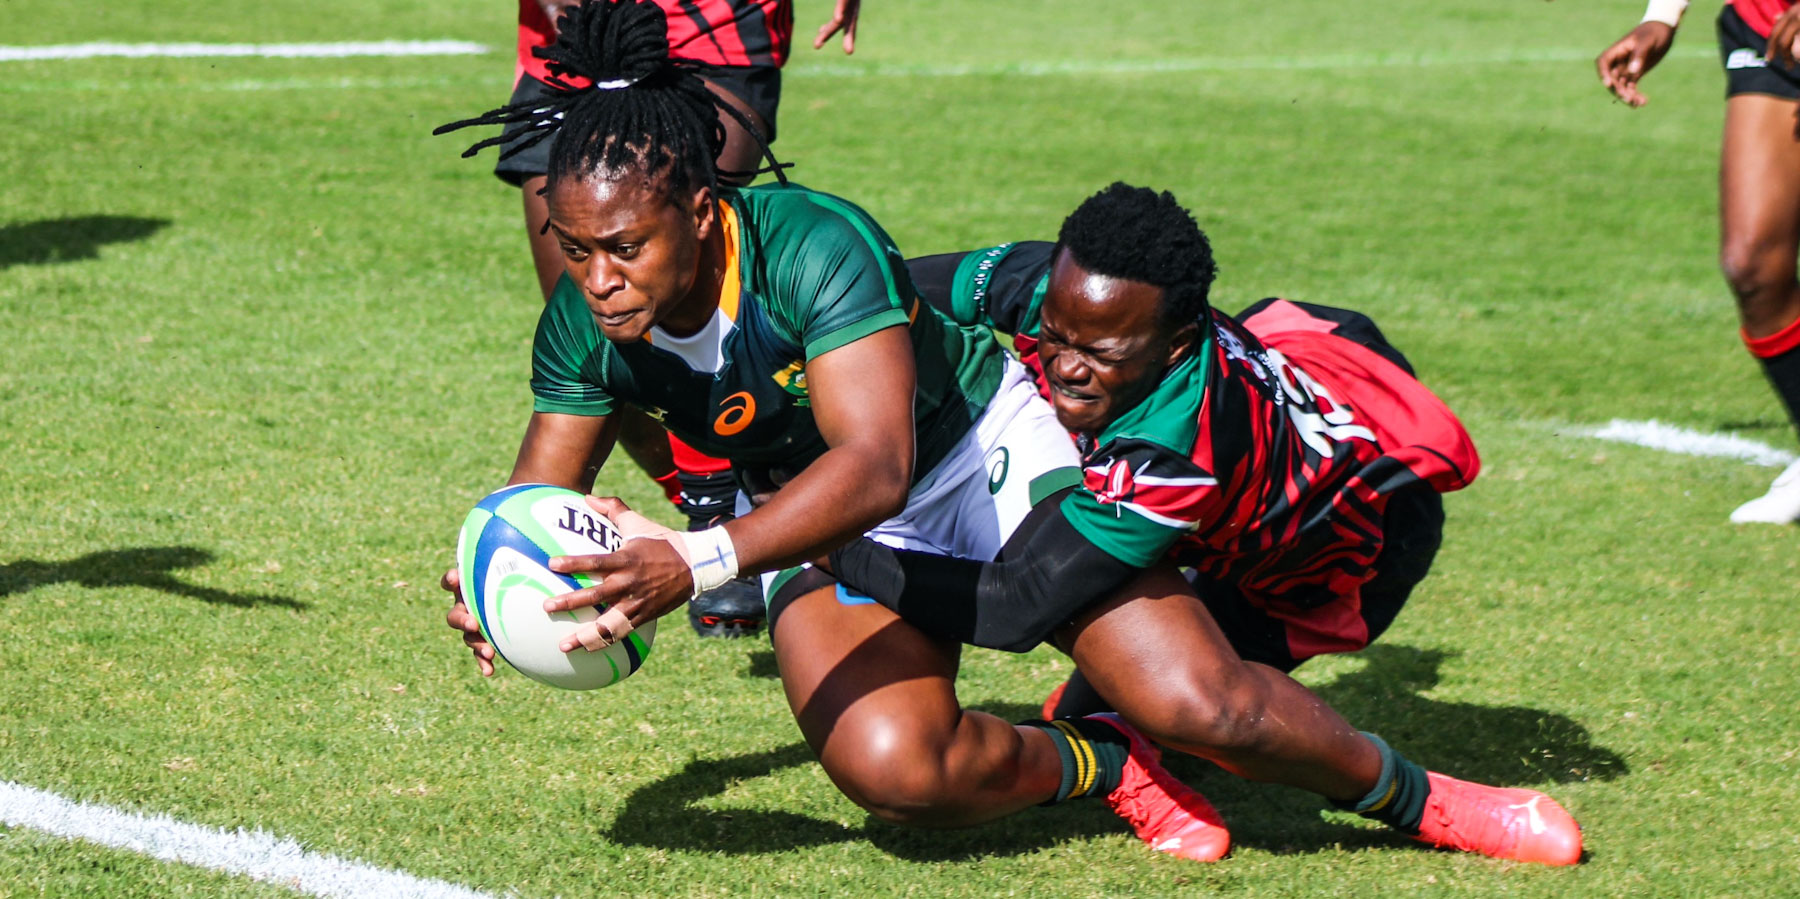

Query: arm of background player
left=826, top=489, right=1141, bottom=652
left=1595, top=19, right=1676, bottom=107
left=812, top=0, right=863, bottom=54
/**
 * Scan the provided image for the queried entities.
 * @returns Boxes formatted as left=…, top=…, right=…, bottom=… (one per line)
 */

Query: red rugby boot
left=1087, top=713, right=1231, bottom=862
left=1413, top=772, right=1583, bottom=865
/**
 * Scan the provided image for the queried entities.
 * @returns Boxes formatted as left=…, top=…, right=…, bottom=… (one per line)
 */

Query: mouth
left=593, top=308, right=643, bottom=329
left=1048, top=378, right=1098, bottom=403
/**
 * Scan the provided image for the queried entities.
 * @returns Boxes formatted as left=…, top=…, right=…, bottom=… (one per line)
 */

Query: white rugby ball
left=456, top=483, right=655, bottom=690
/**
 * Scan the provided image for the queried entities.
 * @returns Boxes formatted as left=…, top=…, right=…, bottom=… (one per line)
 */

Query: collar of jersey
left=646, top=199, right=743, bottom=347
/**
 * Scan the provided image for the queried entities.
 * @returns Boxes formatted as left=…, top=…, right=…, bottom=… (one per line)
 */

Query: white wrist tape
left=1642, top=0, right=1688, bottom=28
left=676, top=526, right=740, bottom=596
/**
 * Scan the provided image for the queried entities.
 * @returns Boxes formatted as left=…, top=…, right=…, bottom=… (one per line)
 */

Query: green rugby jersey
left=530, top=182, right=1004, bottom=483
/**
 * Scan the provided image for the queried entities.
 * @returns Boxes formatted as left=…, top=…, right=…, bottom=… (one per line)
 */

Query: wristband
left=676, top=526, right=740, bottom=596
left=1641, top=0, right=1687, bottom=28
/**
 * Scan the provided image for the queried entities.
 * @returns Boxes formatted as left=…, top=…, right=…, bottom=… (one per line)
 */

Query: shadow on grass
left=1157, top=643, right=1626, bottom=856
left=1716, top=418, right=1788, bottom=433
left=609, top=644, right=1625, bottom=861
left=0, top=546, right=306, bottom=609
left=0, top=215, right=169, bottom=269
left=606, top=743, right=860, bottom=853
left=1309, top=643, right=1627, bottom=786
left=743, top=648, right=780, bottom=679
left=604, top=740, right=1138, bottom=861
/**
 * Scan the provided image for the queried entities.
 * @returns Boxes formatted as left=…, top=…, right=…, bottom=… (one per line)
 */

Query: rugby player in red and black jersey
left=828, top=183, right=1585, bottom=864
left=493, top=0, right=863, bottom=636
left=1599, top=0, right=1800, bottom=522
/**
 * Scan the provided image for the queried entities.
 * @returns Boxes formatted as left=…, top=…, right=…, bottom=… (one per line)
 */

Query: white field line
left=0, top=781, right=501, bottom=899
left=0, top=41, right=487, bottom=62
left=1578, top=418, right=1797, bottom=468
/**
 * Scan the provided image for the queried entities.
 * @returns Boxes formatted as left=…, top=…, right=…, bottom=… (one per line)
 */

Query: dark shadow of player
left=610, top=645, right=1624, bottom=860
left=603, top=702, right=1127, bottom=860
left=1156, top=643, right=1625, bottom=856
left=0, top=215, right=170, bottom=269
left=0, top=546, right=306, bottom=610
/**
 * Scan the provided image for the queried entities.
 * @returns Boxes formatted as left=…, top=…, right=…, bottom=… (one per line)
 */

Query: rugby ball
left=456, top=483, right=655, bottom=690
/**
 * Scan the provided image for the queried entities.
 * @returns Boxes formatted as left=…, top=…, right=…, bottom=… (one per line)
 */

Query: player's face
left=545, top=172, right=714, bottom=343
left=1038, top=249, right=1196, bottom=435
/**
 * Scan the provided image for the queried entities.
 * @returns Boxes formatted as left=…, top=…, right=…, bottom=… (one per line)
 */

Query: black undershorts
left=1719, top=4, right=1800, bottom=101
left=492, top=65, right=783, bottom=186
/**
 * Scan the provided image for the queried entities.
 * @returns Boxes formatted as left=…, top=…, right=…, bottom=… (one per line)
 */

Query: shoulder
left=735, top=183, right=896, bottom=254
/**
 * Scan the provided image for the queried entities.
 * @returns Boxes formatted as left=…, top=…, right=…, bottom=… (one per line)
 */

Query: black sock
left=1331, top=732, right=1430, bottom=834
left=1759, top=346, right=1800, bottom=440
left=1023, top=717, right=1131, bottom=804
left=1744, top=317, right=1800, bottom=442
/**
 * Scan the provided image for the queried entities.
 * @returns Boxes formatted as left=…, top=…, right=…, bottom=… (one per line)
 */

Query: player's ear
left=688, top=183, right=716, bottom=238
left=1165, top=321, right=1201, bottom=368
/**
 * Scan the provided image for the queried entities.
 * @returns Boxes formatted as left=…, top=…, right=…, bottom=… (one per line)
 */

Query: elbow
left=863, top=461, right=910, bottom=524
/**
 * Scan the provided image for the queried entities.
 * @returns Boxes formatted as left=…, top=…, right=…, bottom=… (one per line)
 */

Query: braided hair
left=1057, top=182, right=1217, bottom=330
left=435, top=0, right=787, bottom=199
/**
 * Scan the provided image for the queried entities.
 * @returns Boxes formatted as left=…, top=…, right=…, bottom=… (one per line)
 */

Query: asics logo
left=1507, top=796, right=1548, bottom=835
left=713, top=391, right=756, bottom=436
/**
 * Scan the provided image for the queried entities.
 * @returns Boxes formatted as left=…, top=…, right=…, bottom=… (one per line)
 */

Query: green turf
left=4, top=1, right=1799, bottom=896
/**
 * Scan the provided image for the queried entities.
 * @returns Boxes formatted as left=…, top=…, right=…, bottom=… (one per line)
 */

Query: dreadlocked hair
left=1057, top=182, right=1217, bottom=330
left=433, top=0, right=787, bottom=199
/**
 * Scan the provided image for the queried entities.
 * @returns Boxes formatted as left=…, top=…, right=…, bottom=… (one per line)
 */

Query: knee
left=1719, top=238, right=1796, bottom=313
left=819, top=726, right=964, bottom=828
left=1116, top=669, right=1269, bottom=757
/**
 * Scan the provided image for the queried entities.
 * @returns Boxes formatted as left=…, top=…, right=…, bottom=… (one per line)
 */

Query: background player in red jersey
left=1598, top=0, right=1800, bottom=522
left=826, top=183, right=1585, bottom=865
left=496, top=0, right=864, bottom=635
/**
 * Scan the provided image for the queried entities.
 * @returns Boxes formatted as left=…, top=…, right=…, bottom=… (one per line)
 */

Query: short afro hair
left=1056, top=182, right=1217, bottom=329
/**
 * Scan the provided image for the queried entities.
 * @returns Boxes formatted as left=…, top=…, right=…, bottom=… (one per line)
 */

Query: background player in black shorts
left=1598, top=0, right=1800, bottom=522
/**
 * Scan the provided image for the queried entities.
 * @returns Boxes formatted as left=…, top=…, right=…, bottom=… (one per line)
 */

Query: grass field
left=4, top=1, right=1799, bottom=895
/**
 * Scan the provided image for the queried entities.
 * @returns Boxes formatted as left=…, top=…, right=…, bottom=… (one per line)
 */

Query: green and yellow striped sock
left=1023, top=717, right=1130, bottom=804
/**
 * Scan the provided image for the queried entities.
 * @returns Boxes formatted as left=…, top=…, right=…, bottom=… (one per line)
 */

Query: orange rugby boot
left=1413, top=772, right=1583, bottom=865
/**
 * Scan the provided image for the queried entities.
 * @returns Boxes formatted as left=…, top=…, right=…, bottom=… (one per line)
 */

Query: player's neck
left=658, top=204, right=729, bottom=337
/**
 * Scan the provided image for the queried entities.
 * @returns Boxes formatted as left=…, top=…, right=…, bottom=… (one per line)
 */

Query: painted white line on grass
left=0, top=41, right=487, bottom=62
left=1580, top=418, right=1796, bottom=467
left=0, top=781, right=499, bottom=899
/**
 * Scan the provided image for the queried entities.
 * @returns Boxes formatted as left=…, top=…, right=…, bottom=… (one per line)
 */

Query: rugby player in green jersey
left=826, top=184, right=1586, bottom=865
left=435, top=0, right=1229, bottom=861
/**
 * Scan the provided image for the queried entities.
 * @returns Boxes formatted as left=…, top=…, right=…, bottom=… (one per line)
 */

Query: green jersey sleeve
left=945, top=240, right=1054, bottom=338
left=747, top=189, right=912, bottom=359
left=530, top=275, right=615, bottom=417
